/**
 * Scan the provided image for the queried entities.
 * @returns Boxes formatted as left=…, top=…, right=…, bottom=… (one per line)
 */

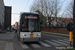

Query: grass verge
left=42, top=31, right=69, bottom=34
left=41, top=32, right=69, bottom=38
left=67, top=49, right=75, bottom=50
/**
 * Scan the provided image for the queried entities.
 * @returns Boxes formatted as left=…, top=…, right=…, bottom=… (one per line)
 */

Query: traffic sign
left=66, top=22, right=73, bottom=47
left=66, top=22, right=73, bottom=31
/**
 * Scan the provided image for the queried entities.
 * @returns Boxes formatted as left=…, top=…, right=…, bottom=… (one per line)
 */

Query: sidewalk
left=0, top=41, right=15, bottom=50
left=0, top=32, right=15, bottom=50
left=41, top=31, right=70, bottom=36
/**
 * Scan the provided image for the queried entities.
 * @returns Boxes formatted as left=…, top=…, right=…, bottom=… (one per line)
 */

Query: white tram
left=18, top=12, right=41, bottom=42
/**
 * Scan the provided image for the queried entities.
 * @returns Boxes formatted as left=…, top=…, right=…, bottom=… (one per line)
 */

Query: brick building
left=35, top=10, right=73, bottom=27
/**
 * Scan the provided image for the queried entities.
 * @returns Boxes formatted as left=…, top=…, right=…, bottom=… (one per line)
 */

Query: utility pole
left=73, top=0, right=75, bottom=48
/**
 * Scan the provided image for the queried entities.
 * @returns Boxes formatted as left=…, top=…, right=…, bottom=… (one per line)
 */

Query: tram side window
left=21, top=20, right=28, bottom=32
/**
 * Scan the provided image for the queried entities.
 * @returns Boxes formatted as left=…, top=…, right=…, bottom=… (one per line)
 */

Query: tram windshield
left=20, top=15, right=40, bottom=32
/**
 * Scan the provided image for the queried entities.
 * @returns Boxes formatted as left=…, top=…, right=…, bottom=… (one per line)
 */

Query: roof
left=20, top=12, right=39, bottom=15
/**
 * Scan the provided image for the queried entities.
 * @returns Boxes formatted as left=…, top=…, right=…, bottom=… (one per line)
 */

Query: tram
left=18, top=12, right=41, bottom=42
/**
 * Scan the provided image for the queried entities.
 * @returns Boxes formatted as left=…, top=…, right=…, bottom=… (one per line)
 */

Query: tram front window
left=21, top=16, right=40, bottom=32
left=28, top=19, right=40, bottom=32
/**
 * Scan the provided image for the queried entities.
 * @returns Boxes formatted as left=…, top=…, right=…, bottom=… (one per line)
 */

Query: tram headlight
left=37, top=34, right=40, bottom=36
left=23, top=34, right=26, bottom=36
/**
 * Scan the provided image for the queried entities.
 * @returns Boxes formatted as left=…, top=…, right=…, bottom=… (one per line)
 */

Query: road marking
left=63, top=39, right=73, bottom=42
left=38, top=41, right=51, bottom=47
left=57, top=39, right=70, bottom=43
left=5, top=42, right=14, bottom=50
left=19, top=42, right=29, bottom=49
left=62, top=39, right=73, bottom=44
left=31, top=44, right=41, bottom=48
left=44, top=40, right=60, bottom=46
left=55, top=47, right=66, bottom=49
left=51, top=40, right=69, bottom=46
left=63, top=39, right=69, bottom=41
left=9, top=42, right=14, bottom=50
left=5, top=42, right=10, bottom=50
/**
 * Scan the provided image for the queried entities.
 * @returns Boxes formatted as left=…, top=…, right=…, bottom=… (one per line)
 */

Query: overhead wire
left=23, top=0, right=29, bottom=11
left=12, top=13, right=20, bottom=15
left=12, top=0, right=29, bottom=15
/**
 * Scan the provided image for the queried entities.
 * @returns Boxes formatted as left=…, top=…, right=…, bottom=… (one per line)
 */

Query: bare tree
left=65, top=0, right=74, bottom=18
left=30, top=0, right=64, bottom=27
left=30, top=0, right=63, bottom=16
left=30, top=0, right=39, bottom=12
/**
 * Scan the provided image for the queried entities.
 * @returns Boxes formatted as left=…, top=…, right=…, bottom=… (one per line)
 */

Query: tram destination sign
left=25, top=16, right=38, bottom=19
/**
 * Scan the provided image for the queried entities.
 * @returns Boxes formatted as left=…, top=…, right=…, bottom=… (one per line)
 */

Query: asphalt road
left=16, top=32, right=71, bottom=50
left=0, top=32, right=72, bottom=50
left=41, top=33, right=69, bottom=41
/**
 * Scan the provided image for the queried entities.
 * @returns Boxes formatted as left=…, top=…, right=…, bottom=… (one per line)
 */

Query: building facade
left=35, top=10, right=73, bottom=28
left=0, top=0, right=4, bottom=30
left=4, top=6, right=12, bottom=31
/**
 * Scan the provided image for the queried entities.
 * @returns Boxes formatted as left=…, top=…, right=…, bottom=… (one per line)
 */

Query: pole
left=73, top=0, right=75, bottom=48
left=69, top=32, right=72, bottom=47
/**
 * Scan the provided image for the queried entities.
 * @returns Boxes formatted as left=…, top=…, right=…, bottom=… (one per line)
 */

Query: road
left=0, top=32, right=73, bottom=50
left=15, top=32, right=73, bottom=50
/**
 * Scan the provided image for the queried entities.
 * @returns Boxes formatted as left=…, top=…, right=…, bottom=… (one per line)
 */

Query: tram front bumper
left=20, top=38, right=41, bottom=42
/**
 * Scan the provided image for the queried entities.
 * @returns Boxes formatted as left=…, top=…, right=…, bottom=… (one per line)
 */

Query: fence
left=41, top=28, right=69, bottom=33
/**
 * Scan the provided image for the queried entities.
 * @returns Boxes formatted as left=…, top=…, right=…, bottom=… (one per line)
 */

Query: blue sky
left=4, top=0, right=34, bottom=25
left=4, top=0, right=71, bottom=25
